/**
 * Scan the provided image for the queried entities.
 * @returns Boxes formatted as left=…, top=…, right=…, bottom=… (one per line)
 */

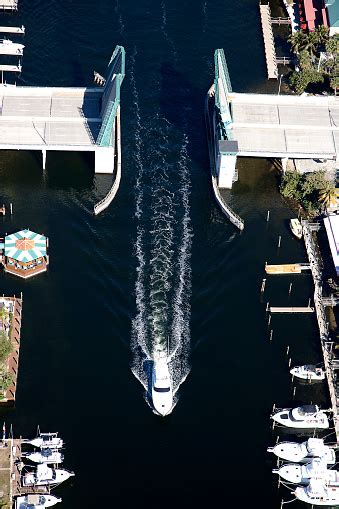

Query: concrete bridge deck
left=228, top=93, right=339, bottom=158
left=0, top=86, right=103, bottom=148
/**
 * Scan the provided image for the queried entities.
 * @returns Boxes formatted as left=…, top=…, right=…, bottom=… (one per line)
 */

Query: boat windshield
left=154, top=387, right=170, bottom=393
left=305, top=365, right=317, bottom=373
left=298, top=405, right=318, bottom=416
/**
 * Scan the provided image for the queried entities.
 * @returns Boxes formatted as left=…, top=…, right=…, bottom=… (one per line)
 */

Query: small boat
left=290, top=364, right=326, bottom=381
left=290, top=218, right=302, bottom=239
left=151, top=353, right=173, bottom=416
left=25, top=432, right=63, bottom=449
left=273, top=457, right=339, bottom=485
left=267, top=437, right=336, bottom=465
left=271, top=405, right=329, bottom=429
left=294, top=478, right=339, bottom=506
left=22, top=463, right=74, bottom=487
left=22, top=448, right=63, bottom=464
left=15, top=494, right=61, bottom=508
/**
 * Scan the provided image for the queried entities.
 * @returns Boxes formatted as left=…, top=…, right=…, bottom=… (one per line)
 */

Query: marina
left=0, top=430, right=73, bottom=508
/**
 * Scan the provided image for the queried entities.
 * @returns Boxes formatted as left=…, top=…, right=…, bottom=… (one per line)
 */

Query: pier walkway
left=302, top=221, right=339, bottom=440
left=259, top=3, right=278, bottom=79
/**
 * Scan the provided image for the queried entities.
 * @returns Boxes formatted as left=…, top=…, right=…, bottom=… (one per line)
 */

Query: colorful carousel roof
left=4, top=229, right=47, bottom=262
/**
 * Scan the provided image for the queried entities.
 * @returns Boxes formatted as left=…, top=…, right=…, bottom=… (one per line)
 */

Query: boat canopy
left=307, top=478, right=327, bottom=496
left=298, top=405, right=319, bottom=415
left=306, top=438, right=327, bottom=454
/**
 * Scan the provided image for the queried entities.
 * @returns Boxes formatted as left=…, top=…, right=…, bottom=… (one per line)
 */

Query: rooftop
left=326, top=0, right=339, bottom=27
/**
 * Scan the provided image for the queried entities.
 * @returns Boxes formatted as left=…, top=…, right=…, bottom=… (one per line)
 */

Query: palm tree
left=319, top=183, right=338, bottom=208
left=289, top=31, right=308, bottom=54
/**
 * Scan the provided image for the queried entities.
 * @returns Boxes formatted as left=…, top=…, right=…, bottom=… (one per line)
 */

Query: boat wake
left=130, top=55, right=192, bottom=414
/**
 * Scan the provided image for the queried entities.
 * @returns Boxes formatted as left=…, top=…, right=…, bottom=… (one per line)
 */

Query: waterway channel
left=0, top=0, right=333, bottom=507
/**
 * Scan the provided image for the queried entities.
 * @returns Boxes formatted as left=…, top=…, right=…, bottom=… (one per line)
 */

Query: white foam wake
left=130, top=54, right=192, bottom=412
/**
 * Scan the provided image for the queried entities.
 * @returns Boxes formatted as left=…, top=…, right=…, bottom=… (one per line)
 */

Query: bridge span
left=0, top=45, right=125, bottom=174
left=212, top=49, right=339, bottom=188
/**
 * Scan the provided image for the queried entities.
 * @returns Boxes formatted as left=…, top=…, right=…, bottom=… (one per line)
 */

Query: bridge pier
left=94, top=146, right=115, bottom=174
left=217, top=140, right=238, bottom=188
left=42, top=149, right=47, bottom=170
left=281, top=157, right=289, bottom=172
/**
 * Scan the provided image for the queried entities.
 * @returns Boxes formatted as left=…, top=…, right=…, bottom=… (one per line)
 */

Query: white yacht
left=0, top=39, right=24, bottom=56
left=22, top=463, right=74, bottom=487
left=267, top=438, right=336, bottom=465
left=22, top=448, right=63, bottom=464
left=25, top=432, right=63, bottom=449
left=151, top=354, right=173, bottom=416
left=273, top=457, right=339, bottom=485
left=294, top=478, right=339, bottom=506
left=290, top=218, right=302, bottom=239
left=290, top=365, right=325, bottom=381
left=15, top=494, right=61, bottom=508
left=271, top=405, right=329, bottom=429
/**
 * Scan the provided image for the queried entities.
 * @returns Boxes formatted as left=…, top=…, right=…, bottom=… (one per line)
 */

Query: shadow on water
left=159, top=62, right=209, bottom=170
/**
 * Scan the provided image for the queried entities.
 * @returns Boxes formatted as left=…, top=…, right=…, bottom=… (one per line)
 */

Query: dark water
left=0, top=1, right=332, bottom=508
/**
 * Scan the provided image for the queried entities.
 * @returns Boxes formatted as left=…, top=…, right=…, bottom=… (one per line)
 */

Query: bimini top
left=4, top=229, right=47, bottom=262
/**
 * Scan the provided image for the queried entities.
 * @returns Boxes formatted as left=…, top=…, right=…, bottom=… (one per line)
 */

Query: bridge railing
left=96, top=45, right=125, bottom=147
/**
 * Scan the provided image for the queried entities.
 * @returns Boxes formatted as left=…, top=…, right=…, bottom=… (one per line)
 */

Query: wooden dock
left=259, top=3, right=278, bottom=79
left=269, top=306, right=314, bottom=313
left=1, top=296, right=23, bottom=404
left=265, top=263, right=310, bottom=274
left=0, top=0, right=17, bottom=10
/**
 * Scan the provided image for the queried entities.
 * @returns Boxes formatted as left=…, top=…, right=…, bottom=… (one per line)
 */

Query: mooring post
left=10, top=203, right=12, bottom=215
left=278, top=235, right=281, bottom=248
left=286, top=345, right=290, bottom=356
left=270, top=329, right=273, bottom=341
left=266, top=210, right=270, bottom=222
left=268, top=314, right=271, bottom=328
left=288, top=282, right=292, bottom=297
left=289, top=357, right=292, bottom=368
left=293, top=386, right=296, bottom=398
left=261, top=278, right=266, bottom=294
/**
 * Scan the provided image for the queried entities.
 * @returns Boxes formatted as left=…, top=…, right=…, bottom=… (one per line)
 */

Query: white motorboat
left=290, top=364, right=325, bottom=381
left=271, top=405, right=329, bottom=429
left=15, top=494, right=61, bottom=508
left=290, top=218, right=302, bottom=239
left=151, top=353, right=173, bottom=416
left=22, top=463, right=74, bottom=487
left=0, top=39, right=24, bottom=56
left=25, top=432, right=63, bottom=449
left=267, top=437, right=336, bottom=465
left=22, top=448, right=63, bottom=464
left=294, top=478, right=339, bottom=506
left=273, top=457, right=339, bottom=485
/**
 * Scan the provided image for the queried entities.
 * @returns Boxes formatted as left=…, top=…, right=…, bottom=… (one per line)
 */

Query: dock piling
left=10, top=203, right=12, bottom=215
left=270, top=329, right=273, bottom=341
left=286, top=345, right=290, bottom=357
left=266, top=210, right=270, bottom=222
left=267, top=314, right=271, bottom=328
left=278, top=235, right=281, bottom=248
left=293, top=386, right=296, bottom=398
left=289, top=357, right=292, bottom=368
left=288, top=282, right=292, bottom=297
left=261, top=278, right=266, bottom=294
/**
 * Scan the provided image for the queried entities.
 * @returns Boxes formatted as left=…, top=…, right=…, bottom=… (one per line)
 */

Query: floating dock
left=259, top=3, right=278, bottom=79
left=0, top=25, right=24, bottom=34
left=269, top=306, right=314, bottom=313
left=265, top=263, right=310, bottom=274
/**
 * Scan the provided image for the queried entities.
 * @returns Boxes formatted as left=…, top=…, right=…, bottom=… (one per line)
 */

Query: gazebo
left=2, top=229, right=49, bottom=278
